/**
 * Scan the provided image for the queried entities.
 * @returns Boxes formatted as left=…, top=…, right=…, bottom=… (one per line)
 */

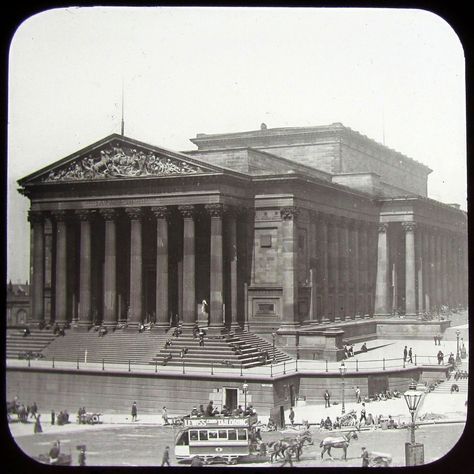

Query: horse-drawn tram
left=174, top=416, right=255, bottom=465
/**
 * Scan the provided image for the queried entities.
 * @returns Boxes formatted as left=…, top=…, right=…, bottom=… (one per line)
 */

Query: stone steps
left=151, top=329, right=293, bottom=368
left=431, top=379, right=468, bottom=394
left=6, top=329, right=57, bottom=358
left=41, top=329, right=171, bottom=364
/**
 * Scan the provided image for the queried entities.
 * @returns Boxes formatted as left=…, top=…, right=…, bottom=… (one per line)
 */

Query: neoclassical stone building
left=18, top=123, right=468, bottom=334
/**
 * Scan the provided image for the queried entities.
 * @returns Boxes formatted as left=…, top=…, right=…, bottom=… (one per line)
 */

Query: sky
left=7, top=7, right=467, bottom=283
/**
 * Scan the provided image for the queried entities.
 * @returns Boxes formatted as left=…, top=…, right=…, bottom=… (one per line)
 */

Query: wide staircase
left=237, top=331, right=292, bottom=363
left=151, top=330, right=293, bottom=369
left=431, top=377, right=469, bottom=394
left=41, top=328, right=171, bottom=365
left=6, top=328, right=57, bottom=359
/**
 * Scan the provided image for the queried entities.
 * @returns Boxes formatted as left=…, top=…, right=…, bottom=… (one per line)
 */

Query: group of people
left=403, top=346, right=414, bottom=364
left=343, top=344, right=355, bottom=358
left=189, top=401, right=257, bottom=418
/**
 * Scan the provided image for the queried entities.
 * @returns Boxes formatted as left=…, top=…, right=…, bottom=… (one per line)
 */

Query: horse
left=269, top=430, right=313, bottom=462
left=320, top=430, right=358, bottom=461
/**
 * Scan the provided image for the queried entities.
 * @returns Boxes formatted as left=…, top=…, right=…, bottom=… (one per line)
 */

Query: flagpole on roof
left=121, top=77, right=125, bottom=136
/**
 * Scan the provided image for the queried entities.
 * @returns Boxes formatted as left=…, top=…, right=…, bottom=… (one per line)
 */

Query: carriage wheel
left=92, top=415, right=99, bottom=423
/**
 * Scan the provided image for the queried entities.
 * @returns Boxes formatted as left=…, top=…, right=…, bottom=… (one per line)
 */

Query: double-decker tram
left=174, top=416, right=253, bottom=464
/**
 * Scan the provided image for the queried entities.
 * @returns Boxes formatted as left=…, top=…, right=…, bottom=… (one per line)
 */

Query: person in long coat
left=131, top=402, right=138, bottom=422
left=34, top=414, right=43, bottom=433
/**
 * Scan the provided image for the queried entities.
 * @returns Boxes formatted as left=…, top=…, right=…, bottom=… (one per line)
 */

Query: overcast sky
left=7, top=7, right=466, bottom=283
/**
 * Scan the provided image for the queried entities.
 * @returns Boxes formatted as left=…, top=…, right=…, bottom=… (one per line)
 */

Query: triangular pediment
left=20, top=134, right=231, bottom=186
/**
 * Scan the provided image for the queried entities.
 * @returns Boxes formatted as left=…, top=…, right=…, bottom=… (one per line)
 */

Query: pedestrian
left=51, top=409, right=55, bottom=426
left=360, top=403, right=367, bottom=424
left=34, top=414, right=43, bottom=433
left=280, top=447, right=293, bottom=467
left=324, top=390, right=331, bottom=408
left=433, top=334, right=437, bottom=345
left=403, top=346, right=408, bottom=363
left=131, top=401, right=138, bottom=422
left=355, top=386, right=361, bottom=403
left=161, top=446, right=171, bottom=466
left=289, top=407, right=295, bottom=426
left=162, top=406, right=170, bottom=425
left=437, top=350, right=444, bottom=365
left=408, top=348, right=413, bottom=364
left=361, top=447, right=369, bottom=467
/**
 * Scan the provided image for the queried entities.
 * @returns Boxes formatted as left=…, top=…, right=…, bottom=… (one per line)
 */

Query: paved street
left=10, top=420, right=465, bottom=467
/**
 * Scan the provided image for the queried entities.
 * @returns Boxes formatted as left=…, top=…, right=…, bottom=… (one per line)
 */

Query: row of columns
left=28, top=204, right=241, bottom=332
left=284, top=208, right=377, bottom=326
left=375, top=221, right=467, bottom=316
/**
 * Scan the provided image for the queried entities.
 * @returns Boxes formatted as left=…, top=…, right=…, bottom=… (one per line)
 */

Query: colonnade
left=374, top=221, right=467, bottom=316
left=28, top=204, right=242, bottom=332
left=306, top=212, right=378, bottom=323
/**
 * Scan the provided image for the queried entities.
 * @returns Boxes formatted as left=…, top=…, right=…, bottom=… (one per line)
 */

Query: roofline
left=190, top=123, right=433, bottom=174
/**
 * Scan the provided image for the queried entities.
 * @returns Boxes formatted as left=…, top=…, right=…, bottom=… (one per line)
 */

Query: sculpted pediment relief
left=42, top=141, right=205, bottom=182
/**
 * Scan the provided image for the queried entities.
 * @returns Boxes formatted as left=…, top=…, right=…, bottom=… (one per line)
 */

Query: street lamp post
left=456, top=329, right=461, bottom=364
left=272, top=332, right=276, bottom=362
left=404, top=380, right=425, bottom=466
left=339, top=361, right=346, bottom=415
left=242, top=382, right=248, bottom=411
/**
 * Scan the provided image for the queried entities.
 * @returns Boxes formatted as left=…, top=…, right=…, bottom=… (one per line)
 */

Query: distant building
left=6, top=281, right=30, bottom=326
left=17, top=123, right=467, bottom=332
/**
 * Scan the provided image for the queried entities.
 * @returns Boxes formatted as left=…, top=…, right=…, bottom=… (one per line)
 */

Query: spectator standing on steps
left=131, top=401, right=138, bottom=422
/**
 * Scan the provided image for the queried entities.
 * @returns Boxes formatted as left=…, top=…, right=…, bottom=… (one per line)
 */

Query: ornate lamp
left=404, top=380, right=425, bottom=465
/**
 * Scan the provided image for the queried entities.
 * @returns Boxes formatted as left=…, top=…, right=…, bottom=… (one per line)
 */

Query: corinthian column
left=227, top=207, right=239, bottom=331
left=374, top=223, right=389, bottom=316
left=206, top=203, right=226, bottom=333
left=76, top=209, right=94, bottom=328
left=179, top=205, right=197, bottom=332
left=402, top=222, right=417, bottom=317
left=28, top=210, right=45, bottom=326
left=279, top=206, right=299, bottom=330
left=151, top=206, right=171, bottom=332
left=52, top=210, right=68, bottom=326
left=100, top=209, right=118, bottom=327
left=125, top=207, right=144, bottom=327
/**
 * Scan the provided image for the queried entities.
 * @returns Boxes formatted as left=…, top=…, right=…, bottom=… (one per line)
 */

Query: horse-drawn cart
left=368, top=451, right=392, bottom=467
left=78, top=412, right=102, bottom=425
left=34, top=453, right=72, bottom=466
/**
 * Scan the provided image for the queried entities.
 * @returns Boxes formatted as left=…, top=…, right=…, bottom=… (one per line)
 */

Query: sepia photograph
left=6, top=6, right=468, bottom=468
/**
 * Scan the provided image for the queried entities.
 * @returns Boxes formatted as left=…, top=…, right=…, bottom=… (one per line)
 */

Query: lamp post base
left=405, top=442, right=424, bottom=466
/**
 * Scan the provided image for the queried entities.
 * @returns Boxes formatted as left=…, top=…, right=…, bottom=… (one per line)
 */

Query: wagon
left=34, top=453, right=72, bottom=465
left=79, top=412, right=102, bottom=424
left=368, top=451, right=392, bottom=467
